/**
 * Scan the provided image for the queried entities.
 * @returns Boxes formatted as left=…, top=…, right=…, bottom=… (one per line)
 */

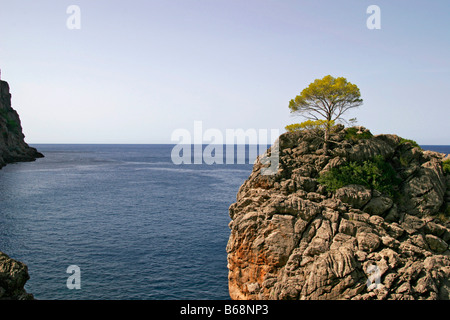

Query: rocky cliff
left=0, top=79, right=43, bottom=169
left=227, top=125, right=450, bottom=300
left=0, top=252, right=33, bottom=300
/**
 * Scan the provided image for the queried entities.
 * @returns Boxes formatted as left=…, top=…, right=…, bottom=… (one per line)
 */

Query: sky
left=0, top=0, right=449, bottom=144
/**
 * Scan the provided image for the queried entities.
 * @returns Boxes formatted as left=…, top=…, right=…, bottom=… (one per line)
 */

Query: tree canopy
left=288, top=75, right=363, bottom=123
left=285, top=119, right=335, bottom=133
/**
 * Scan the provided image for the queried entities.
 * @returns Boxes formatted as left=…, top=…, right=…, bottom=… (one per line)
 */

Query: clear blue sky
left=0, top=0, right=449, bottom=144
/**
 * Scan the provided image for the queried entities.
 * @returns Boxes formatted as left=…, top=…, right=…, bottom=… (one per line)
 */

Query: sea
left=0, top=144, right=448, bottom=300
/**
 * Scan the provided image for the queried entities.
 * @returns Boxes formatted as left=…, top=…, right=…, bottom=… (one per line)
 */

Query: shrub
left=285, top=123, right=303, bottom=132
left=399, top=138, right=422, bottom=150
left=318, top=155, right=401, bottom=197
left=443, top=159, right=450, bottom=174
left=344, top=127, right=373, bottom=141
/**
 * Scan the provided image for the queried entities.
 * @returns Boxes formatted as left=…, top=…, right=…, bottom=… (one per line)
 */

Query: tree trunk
left=323, top=130, right=329, bottom=154
left=323, top=119, right=331, bottom=155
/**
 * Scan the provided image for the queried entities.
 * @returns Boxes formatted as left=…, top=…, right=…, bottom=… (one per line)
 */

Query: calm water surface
left=0, top=144, right=253, bottom=300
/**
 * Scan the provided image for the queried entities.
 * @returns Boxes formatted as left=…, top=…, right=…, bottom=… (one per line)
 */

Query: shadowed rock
left=0, top=80, right=43, bottom=169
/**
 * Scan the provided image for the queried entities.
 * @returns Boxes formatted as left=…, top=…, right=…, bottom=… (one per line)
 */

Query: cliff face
left=0, top=80, right=43, bottom=169
left=227, top=125, right=450, bottom=300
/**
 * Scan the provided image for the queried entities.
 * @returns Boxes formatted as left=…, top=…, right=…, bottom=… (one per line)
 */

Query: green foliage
left=443, top=159, right=450, bottom=174
left=289, top=75, right=363, bottom=123
left=301, top=119, right=335, bottom=131
left=399, top=138, right=422, bottom=150
left=348, top=118, right=358, bottom=125
left=285, top=120, right=334, bottom=132
left=285, top=123, right=302, bottom=132
left=285, top=120, right=335, bottom=133
left=344, top=127, right=373, bottom=141
left=318, top=155, right=401, bottom=197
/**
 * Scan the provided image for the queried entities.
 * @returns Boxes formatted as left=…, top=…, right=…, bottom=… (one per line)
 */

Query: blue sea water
left=0, top=144, right=448, bottom=300
left=0, top=144, right=254, bottom=300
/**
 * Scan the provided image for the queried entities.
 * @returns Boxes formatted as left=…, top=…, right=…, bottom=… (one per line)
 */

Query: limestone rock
left=400, top=159, right=446, bottom=217
left=425, top=235, right=448, bottom=253
left=335, top=185, right=372, bottom=209
left=0, top=252, right=34, bottom=300
left=363, top=194, right=393, bottom=216
left=227, top=126, right=450, bottom=300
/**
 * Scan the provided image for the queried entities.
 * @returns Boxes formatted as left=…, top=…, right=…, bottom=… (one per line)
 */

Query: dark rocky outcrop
left=227, top=125, right=450, bottom=300
left=0, top=252, right=33, bottom=300
left=0, top=79, right=43, bottom=169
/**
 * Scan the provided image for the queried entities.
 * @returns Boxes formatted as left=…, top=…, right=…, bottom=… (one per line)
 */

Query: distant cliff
left=0, top=79, right=43, bottom=169
left=227, top=125, right=450, bottom=300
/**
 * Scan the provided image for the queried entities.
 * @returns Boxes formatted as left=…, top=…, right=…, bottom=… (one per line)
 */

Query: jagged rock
left=425, top=235, right=448, bottom=253
left=346, top=135, right=397, bottom=162
left=363, top=193, right=393, bottom=216
left=357, top=232, right=381, bottom=252
left=227, top=126, right=450, bottom=300
left=402, top=214, right=426, bottom=234
left=400, top=159, right=446, bottom=217
left=0, top=252, right=33, bottom=300
left=335, top=185, right=372, bottom=209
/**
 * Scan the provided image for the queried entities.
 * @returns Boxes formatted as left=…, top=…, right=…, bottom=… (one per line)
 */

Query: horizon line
left=28, top=142, right=450, bottom=146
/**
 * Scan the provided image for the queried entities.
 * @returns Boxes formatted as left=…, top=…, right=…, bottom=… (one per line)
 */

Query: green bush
left=285, top=120, right=335, bottom=133
left=285, top=123, right=303, bottom=132
left=443, top=159, right=450, bottom=174
left=399, top=138, right=422, bottom=150
left=344, top=127, right=373, bottom=141
left=318, top=155, right=401, bottom=197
